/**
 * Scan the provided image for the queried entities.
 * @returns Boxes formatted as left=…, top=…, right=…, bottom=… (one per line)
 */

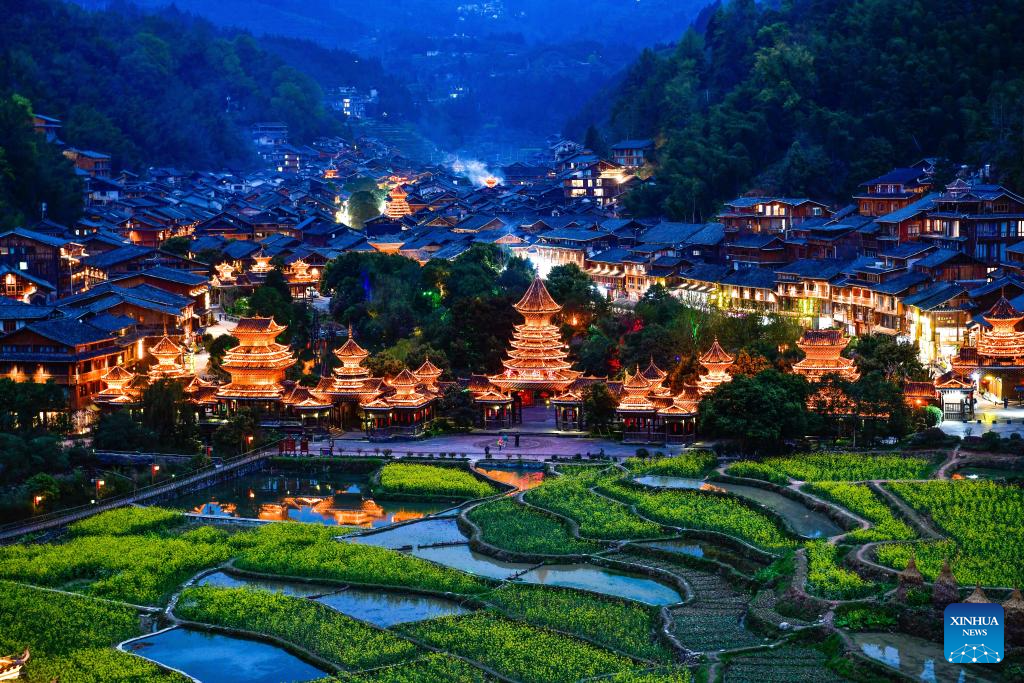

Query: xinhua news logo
left=944, top=603, right=1004, bottom=664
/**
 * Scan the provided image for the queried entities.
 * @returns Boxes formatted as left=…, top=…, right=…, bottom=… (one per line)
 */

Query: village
left=2, top=112, right=1023, bottom=434
left=2, top=1, right=1024, bottom=679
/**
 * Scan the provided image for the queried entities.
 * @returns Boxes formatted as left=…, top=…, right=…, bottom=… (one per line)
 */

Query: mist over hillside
left=73, top=0, right=709, bottom=158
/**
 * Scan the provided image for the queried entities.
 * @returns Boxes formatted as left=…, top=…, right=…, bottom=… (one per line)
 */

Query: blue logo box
left=944, top=603, right=1004, bottom=664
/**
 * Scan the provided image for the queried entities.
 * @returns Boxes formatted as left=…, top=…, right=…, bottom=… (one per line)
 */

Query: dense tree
left=93, top=411, right=156, bottom=452
left=212, top=409, right=258, bottom=456
left=544, top=264, right=607, bottom=329
left=321, top=247, right=533, bottom=376
left=583, top=124, right=608, bottom=157
left=729, top=349, right=770, bottom=377
left=161, top=236, right=192, bottom=256
left=140, top=380, right=200, bottom=453
left=698, top=370, right=811, bottom=453
left=583, top=383, right=618, bottom=434
left=437, top=386, right=477, bottom=432
left=848, top=334, right=928, bottom=383
left=603, top=0, right=1024, bottom=219
left=0, top=94, right=81, bottom=229
left=0, top=378, right=69, bottom=434
left=1, top=0, right=340, bottom=170
left=345, top=190, right=383, bottom=228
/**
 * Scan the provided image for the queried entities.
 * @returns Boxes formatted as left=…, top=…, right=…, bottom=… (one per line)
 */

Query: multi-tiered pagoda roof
left=489, top=277, right=582, bottom=392
left=413, top=357, right=443, bottom=389
left=792, top=329, right=859, bottom=381
left=976, top=296, right=1024, bottom=361
left=696, top=338, right=735, bottom=395
left=316, top=325, right=382, bottom=401
left=148, top=335, right=190, bottom=381
left=385, top=185, right=411, bottom=218
left=94, top=365, right=141, bottom=405
left=216, top=317, right=296, bottom=400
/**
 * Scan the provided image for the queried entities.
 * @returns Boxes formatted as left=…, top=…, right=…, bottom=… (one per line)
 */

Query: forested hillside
left=600, top=0, right=1024, bottom=221
left=0, top=0, right=343, bottom=170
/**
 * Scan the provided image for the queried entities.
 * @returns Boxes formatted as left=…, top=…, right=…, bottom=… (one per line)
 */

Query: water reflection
left=716, top=482, right=843, bottom=539
left=409, top=543, right=535, bottom=580
left=197, top=571, right=332, bottom=597
left=125, top=627, right=326, bottom=683
left=633, top=475, right=708, bottom=490
left=317, top=588, right=470, bottom=626
left=171, top=473, right=448, bottom=528
left=852, top=632, right=991, bottom=683
left=476, top=466, right=546, bottom=491
left=349, top=518, right=466, bottom=549
left=640, top=540, right=705, bottom=558
left=516, top=564, right=682, bottom=605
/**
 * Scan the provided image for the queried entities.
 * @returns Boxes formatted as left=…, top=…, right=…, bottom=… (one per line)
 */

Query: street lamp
left=151, top=464, right=160, bottom=484
left=95, top=479, right=105, bottom=499
left=33, top=495, right=43, bottom=509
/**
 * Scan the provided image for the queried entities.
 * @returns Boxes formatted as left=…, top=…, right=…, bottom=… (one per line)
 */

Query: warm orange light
left=33, top=495, right=43, bottom=506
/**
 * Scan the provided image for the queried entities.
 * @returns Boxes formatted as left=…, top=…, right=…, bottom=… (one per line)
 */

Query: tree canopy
left=1, top=0, right=340, bottom=170
left=0, top=94, right=81, bottom=229
left=597, top=0, right=1024, bottom=220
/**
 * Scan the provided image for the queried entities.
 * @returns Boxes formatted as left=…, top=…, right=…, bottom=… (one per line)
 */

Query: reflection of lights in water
left=194, top=502, right=237, bottom=516
left=391, top=511, right=426, bottom=523
left=476, top=468, right=545, bottom=491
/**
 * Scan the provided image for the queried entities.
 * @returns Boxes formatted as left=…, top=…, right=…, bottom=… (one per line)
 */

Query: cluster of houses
left=4, top=112, right=1024, bottom=429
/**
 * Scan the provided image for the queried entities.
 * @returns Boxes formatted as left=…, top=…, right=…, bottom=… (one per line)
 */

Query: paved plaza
left=310, top=431, right=695, bottom=461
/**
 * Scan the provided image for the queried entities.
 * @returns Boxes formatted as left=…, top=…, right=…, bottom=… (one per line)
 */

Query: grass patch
left=467, top=498, right=599, bottom=555
left=0, top=519, right=234, bottom=605
left=626, top=451, right=716, bottom=478
left=486, top=583, right=673, bottom=662
left=598, top=480, right=796, bottom=551
left=336, top=653, right=492, bottom=682
left=233, top=523, right=490, bottom=595
left=879, top=480, right=1024, bottom=586
left=803, top=481, right=914, bottom=542
left=377, top=463, right=497, bottom=499
left=604, top=669, right=692, bottom=682
left=67, top=506, right=185, bottom=537
left=397, top=611, right=637, bottom=683
left=0, top=581, right=187, bottom=682
left=175, top=586, right=420, bottom=670
left=727, top=453, right=932, bottom=483
left=525, top=469, right=665, bottom=539
left=804, top=540, right=874, bottom=599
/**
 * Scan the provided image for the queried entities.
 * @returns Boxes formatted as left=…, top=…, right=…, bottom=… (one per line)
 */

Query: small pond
left=852, top=632, right=994, bottom=683
left=317, top=588, right=470, bottom=626
left=124, top=627, right=327, bottom=683
left=716, top=482, right=843, bottom=539
left=197, top=571, right=332, bottom=597
left=409, top=543, right=535, bottom=580
left=348, top=517, right=466, bottom=549
left=516, top=564, right=682, bottom=605
left=169, top=472, right=447, bottom=528
left=633, top=475, right=707, bottom=489
left=476, top=466, right=546, bottom=491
